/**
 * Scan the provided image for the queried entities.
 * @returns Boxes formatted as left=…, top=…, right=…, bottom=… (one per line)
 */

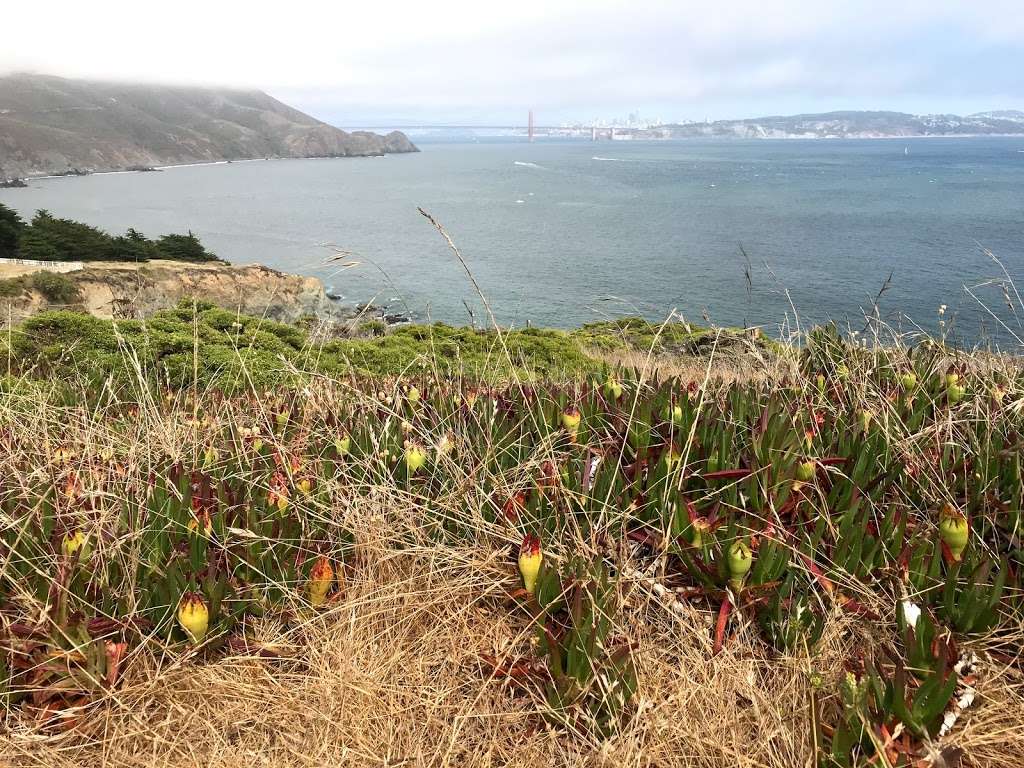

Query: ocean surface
left=2, top=137, right=1023, bottom=345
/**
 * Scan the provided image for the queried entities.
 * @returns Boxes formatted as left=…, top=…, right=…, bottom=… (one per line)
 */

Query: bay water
left=3, top=137, right=1022, bottom=345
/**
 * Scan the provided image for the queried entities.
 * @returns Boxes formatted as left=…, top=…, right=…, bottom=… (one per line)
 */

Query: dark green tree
left=154, top=231, right=218, bottom=262
left=13, top=210, right=219, bottom=263
left=0, top=203, right=25, bottom=259
left=18, top=210, right=119, bottom=261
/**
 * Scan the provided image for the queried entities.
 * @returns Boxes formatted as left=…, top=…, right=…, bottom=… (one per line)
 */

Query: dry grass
left=4, top=531, right=1023, bottom=767
left=0, top=543, right=877, bottom=767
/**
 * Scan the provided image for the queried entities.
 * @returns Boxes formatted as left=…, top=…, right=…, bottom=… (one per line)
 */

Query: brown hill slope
left=0, top=73, right=417, bottom=179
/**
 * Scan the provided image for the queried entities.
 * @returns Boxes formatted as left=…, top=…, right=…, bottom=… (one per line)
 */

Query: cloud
left=2, top=0, right=1021, bottom=121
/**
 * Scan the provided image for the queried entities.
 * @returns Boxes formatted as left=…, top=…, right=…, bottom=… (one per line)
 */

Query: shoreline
left=6, top=133, right=1024, bottom=183
left=11, top=153, right=405, bottom=183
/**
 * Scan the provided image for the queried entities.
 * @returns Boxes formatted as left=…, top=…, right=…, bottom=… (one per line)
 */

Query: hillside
left=0, top=74, right=417, bottom=180
left=655, top=109, right=1024, bottom=139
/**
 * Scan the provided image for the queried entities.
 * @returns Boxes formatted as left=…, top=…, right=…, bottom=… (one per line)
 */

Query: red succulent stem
left=713, top=598, right=732, bottom=655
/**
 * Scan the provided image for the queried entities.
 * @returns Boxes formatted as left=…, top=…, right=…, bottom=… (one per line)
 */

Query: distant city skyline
left=4, top=1, right=1022, bottom=125
left=328, top=107, right=1021, bottom=131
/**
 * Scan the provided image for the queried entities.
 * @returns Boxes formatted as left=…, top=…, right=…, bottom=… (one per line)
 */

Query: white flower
left=901, top=600, right=921, bottom=628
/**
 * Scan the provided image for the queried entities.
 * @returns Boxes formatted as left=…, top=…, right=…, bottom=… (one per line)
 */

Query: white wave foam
left=592, top=156, right=629, bottom=162
left=513, top=161, right=546, bottom=169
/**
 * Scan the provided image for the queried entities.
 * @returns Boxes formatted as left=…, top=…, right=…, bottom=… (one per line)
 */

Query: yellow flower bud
left=518, top=534, right=543, bottom=595
left=308, top=556, right=334, bottom=608
left=202, top=446, right=218, bottom=468
left=690, top=517, right=710, bottom=549
left=560, top=408, right=581, bottom=438
left=62, top=530, right=90, bottom=560
left=187, top=512, right=213, bottom=537
left=947, top=384, right=966, bottom=405
left=404, top=443, right=427, bottom=474
left=939, top=504, right=969, bottom=561
left=603, top=377, right=623, bottom=401
left=795, top=460, right=817, bottom=483
left=727, top=540, right=753, bottom=591
left=177, top=592, right=209, bottom=644
left=666, top=446, right=682, bottom=468
left=858, top=409, right=873, bottom=434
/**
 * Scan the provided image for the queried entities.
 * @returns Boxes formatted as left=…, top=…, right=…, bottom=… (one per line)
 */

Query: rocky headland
left=0, top=74, right=417, bottom=181
left=0, top=259, right=351, bottom=325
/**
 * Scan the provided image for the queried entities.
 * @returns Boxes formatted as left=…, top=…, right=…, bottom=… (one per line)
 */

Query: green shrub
left=29, top=271, right=81, bottom=304
left=0, top=276, right=28, bottom=298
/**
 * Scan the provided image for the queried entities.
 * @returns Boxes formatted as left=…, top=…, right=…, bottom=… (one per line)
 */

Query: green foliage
left=828, top=661, right=958, bottom=766
left=8, top=310, right=609, bottom=389
left=29, top=271, right=81, bottom=304
left=19, top=210, right=121, bottom=261
left=531, top=556, right=637, bottom=735
left=10, top=302, right=304, bottom=392
left=571, top=316, right=711, bottom=352
left=14, top=210, right=220, bottom=263
left=153, top=231, right=218, bottom=262
left=0, top=275, right=27, bottom=297
left=0, top=203, right=25, bottom=259
left=323, top=323, right=600, bottom=380
left=569, top=316, right=779, bottom=356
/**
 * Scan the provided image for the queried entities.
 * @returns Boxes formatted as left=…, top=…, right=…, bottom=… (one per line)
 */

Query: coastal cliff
left=0, top=74, right=418, bottom=180
left=0, top=260, right=344, bottom=324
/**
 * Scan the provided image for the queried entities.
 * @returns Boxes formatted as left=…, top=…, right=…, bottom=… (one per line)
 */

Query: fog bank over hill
left=0, top=74, right=417, bottom=180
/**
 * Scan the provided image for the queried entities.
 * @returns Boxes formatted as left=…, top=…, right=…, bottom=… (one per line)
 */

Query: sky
left=3, top=1, right=1022, bottom=125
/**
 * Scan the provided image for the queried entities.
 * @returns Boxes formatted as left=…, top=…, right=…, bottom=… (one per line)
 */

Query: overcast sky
left=3, top=1, right=1022, bottom=125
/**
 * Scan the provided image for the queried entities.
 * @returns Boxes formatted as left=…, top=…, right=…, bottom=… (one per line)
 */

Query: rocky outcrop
left=0, top=74, right=418, bottom=180
left=0, top=261, right=350, bottom=325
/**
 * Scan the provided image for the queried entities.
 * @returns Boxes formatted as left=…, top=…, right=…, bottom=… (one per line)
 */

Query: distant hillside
left=0, top=74, right=417, bottom=180
left=656, top=110, right=1024, bottom=139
